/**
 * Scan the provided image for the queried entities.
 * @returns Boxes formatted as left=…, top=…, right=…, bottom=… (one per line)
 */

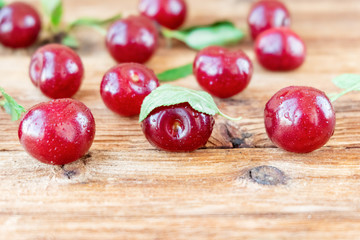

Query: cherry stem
left=330, top=83, right=360, bottom=102
left=218, top=111, right=242, bottom=121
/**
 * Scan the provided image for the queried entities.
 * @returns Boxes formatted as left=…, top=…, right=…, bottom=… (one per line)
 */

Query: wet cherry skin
left=193, top=46, right=253, bottom=98
left=106, top=15, right=159, bottom=64
left=29, top=44, right=84, bottom=99
left=139, top=0, right=187, bottom=30
left=100, top=63, right=159, bottom=117
left=247, top=0, right=290, bottom=40
left=18, top=99, right=96, bottom=165
left=142, top=103, right=215, bottom=152
left=0, top=2, right=41, bottom=48
left=264, top=86, right=336, bottom=153
left=255, top=27, right=306, bottom=71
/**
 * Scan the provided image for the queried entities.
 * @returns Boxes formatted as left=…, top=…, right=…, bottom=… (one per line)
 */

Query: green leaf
left=157, top=63, right=193, bottom=82
left=61, top=35, right=79, bottom=48
left=0, top=0, right=5, bottom=8
left=139, top=84, right=241, bottom=122
left=41, top=0, right=63, bottom=28
left=332, top=74, right=360, bottom=90
left=162, top=21, right=245, bottom=50
left=68, top=14, right=122, bottom=31
left=330, top=74, right=360, bottom=102
left=0, top=88, right=26, bottom=121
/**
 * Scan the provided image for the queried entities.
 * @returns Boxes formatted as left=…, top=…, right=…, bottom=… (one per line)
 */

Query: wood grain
left=1, top=0, right=360, bottom=239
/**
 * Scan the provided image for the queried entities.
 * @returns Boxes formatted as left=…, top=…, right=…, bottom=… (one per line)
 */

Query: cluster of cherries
left=0, top=0, right=336, bottom=166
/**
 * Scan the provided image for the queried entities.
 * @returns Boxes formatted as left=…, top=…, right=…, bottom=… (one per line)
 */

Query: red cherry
left=255, top=27, right=306, bottom=71
left=193, top=46, right=253, bottom=98
left=18, top=99, right=96, bottom=165
left=264, top=86, right=336, bottom=153
left=247, top=0, right=290, bottom=40
left=0, top=2, right=41, bottom=48
left=106, top=15, right=159, bottom=64
left=100, top=63, right=159, bottom=117
left=142, top=103, right=215, bottom=152
left=139, top=0, right=187, bottom=30
left=29, top=44, right=84, bottom=99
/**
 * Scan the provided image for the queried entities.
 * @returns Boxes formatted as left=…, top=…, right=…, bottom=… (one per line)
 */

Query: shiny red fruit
left=255, top=27, right=306, bottom=71
left=29, top=44, right=84, bottom=99
left=100, top=63, right=159, bottom=117
left=106, top=15, right=159, bottom=64
left=264, top=86, right=336, bottom=153
left=247, top=0, right=290, bottom=40
left=142, top=103, right=215, bottom=152
left=193, top=46, right=253, bottom=98
left=18, top=99, right=96, bottom=165
left=0, top=2, right=41, bottom=48
left=139, top=0, right=187, bottom=30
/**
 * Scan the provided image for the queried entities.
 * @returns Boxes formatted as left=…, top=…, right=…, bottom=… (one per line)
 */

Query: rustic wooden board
left=1, top=0, right=360, bottom=239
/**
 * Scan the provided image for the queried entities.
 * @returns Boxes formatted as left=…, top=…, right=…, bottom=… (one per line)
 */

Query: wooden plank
left=1, top=0, right=360, bottom=239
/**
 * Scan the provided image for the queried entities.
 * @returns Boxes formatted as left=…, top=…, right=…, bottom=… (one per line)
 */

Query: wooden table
left=1, top=0, right=360, bottom=239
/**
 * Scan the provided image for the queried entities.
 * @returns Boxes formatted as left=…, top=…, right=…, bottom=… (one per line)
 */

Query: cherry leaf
left=41, top=0, right=63, bottom=28
left=0, top=88, right=26, bottom=121
left=332, top=74, right=360, bottom=90
left=62, top=35, right=79, bottom=48
left=330, top=74, right=360, bottom=102
left=157, top=63, right=193, bottom=82
left=0, top=0, right=5, bottom=8
left=162, top=21, right=245, bottom=50
left=139, top=84, right=241, bottom=122
left=68, top=14, right=122, bottom=31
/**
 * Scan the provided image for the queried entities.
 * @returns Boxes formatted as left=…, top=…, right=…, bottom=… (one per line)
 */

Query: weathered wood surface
left=1, top=0, right=360, bottom=239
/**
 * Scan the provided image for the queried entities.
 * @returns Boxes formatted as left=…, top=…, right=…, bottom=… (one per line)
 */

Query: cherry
left=142, top=103, right=215, bottom=152
left=255, top=27, right=306, bottom=71
left=139, top=0, right=187, bottom=30
left=18, top=98, right=96, bottom=165
left=193, top=46, right=253, bottom=98
left=264, top=86, right=336, bottom=153
left=29, top=44, right=84, bottom=99
left=106, top=15, right=159, bottom=64
left=100, top=63, right=159, bottom=117
left=0, top=2, right=41, bottom=49
left=247, top=0, right=290, bottom=40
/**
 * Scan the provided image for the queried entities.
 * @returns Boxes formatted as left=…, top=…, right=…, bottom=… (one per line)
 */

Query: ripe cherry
left=106, top=15, right=159, bottom=64
left=100, top=63, right=159, bottom=117
left=18, top=98, right=96, bottom=165
left=247, top=0, right=290, bottom=40
left=0, top=2, right=41, bottom=49
left=264, top=86, right=336, bottom=153
left=142, top=103, right=215, bottom=152
left=29, top=44, right=84, bottom=99
left=139, top=0, right=187, bottom=30
left=255, top=27, right=306, bottom=71
left=193, top=46, right=253, bottom=98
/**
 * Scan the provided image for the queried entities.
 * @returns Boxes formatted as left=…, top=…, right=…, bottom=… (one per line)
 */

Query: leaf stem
left=218, top=111, right=242, bottom=121
left=0, top=100, right=5, bottom=107
left=161, top=28, right=186, bottom=41
left=330, top=82, right=360, bottom=102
